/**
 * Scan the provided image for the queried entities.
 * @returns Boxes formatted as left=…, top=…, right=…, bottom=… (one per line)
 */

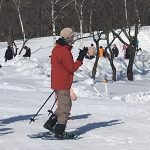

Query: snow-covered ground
left=0, top=27, right=150, bottom=150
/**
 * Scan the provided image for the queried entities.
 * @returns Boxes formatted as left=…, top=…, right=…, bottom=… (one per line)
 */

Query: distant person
left=131, top=36, right=139, bottom=49
left=23, top=46, right=31, bottom=58
left=112, top=44, right=119, bottom=58
left=4, top=46, right=14, bottom=62
left=99, top=46, right=104, bottom=57
left=86, top=43, right=96, bottom=59
left=124, top=46, right=130, bottom=59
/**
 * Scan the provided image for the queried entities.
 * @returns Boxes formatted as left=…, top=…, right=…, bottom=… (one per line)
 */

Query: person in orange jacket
left=43, top=27, right=88, bottom=139
left=99, top=46, right=104, bottom=57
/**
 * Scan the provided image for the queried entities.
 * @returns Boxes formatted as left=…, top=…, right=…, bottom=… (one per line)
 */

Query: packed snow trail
left=1, top=27, right=150, bottom=149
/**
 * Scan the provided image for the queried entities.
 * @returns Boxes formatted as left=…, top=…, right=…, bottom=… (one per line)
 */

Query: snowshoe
left=27, top=131, right=80, bottom=140
left=55, top=131, right=75, bottom=139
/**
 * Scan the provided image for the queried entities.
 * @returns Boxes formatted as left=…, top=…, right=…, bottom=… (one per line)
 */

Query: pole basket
left=29, top=117, right=35, bottom=124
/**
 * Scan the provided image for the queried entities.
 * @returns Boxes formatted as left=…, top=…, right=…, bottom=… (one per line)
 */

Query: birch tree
left=74, top=0, right=85, bottom=49
left=42, top=0, right=74, bottom=45
left=51, top=0, right=56, bottom=44
left=13, top=0, right=31, bottom=55
left=13, top=0, right=25, bottom=43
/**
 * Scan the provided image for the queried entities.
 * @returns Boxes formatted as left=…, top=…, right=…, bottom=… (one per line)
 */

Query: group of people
left=4, top=45, right=31, bottom=62
left=85, top=44, right=119, bottom=60
left=85, top=42, right=140, bottom=60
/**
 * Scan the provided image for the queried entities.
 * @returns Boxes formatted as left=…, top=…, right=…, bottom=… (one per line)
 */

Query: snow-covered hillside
left=0, top=27, right=150, bottom=150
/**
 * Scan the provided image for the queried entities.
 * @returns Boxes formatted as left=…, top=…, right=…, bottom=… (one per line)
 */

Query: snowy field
left=0, top=27, right=150, bottom=150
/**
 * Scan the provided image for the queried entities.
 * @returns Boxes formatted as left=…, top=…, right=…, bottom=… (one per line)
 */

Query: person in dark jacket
left=112, top=44, right=119, bottom=58
left=125, top=46, right=130, bottom=59
left=23, top=46, right=31, bottom=58
left=4, top=46, right=14, bottom=62
left=43, top=27, right=88, bottom=139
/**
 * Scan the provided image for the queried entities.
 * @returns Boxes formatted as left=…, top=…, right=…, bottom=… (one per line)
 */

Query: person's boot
left=54, top=124, right=75, bottom=139
left=43, top=114, right=57, bottom=132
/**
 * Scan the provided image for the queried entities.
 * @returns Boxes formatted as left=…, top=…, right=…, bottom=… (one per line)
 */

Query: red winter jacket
left=51, top=38, right=82, bottom=90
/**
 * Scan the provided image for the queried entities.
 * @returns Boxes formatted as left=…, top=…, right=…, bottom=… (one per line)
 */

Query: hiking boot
left=54, top=124, right=65, bottom=137
left=43, top=114, right=57, bottom=132
left=54, top=124, right=75, bottom=139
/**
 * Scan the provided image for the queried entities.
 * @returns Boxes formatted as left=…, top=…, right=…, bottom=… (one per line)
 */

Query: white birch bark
left=13, top=0, right=26, bottom=42
left=74, top=0, right=85, bottom=49
left=80, top=2, right=83, bottom=49
left=18, top=7, right=26, bottom=42
left=51, top=0, right=56, bottom=45
left=51, top=0, right=74, bottom=45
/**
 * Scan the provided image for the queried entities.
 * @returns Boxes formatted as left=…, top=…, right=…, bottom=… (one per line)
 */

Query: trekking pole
left=48, top=98, right=57, bottom=115
left=29, top=90, right=55, bottom=124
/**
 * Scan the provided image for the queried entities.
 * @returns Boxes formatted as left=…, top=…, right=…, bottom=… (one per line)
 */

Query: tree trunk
left=89, top=0, right=94, bottom=33
left=38, top=5, right=42, bottom=37
left=17, top=7, right=25, bottom=42
left=51, top=0, right=56, bottom=45
left=127, top=46, right=135, bottom=80
left=108, top=57, right=116, bottom=81
left=74, top=0, right=85, bottom=49
left=92, top=41, right=99, bottom=80
left=127, top=22, right=139, bottom=81
left=106, top=33, right=116, bottom=81
left=79, top=9, right=83, bottom=49
left=124, top=0, right=128, bottom=26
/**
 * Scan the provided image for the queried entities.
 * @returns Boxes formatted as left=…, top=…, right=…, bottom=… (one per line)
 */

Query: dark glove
left=77, top=47, right=88, bottom=61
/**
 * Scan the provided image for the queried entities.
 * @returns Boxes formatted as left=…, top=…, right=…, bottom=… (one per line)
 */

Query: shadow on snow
left=0, top=114, right=39, bottom=136
left=73, top=119, right=123, bottom=135
left=70, top=113, right=91, bottom=120
left=0, top=128, right=14, bottom=136
left=1, top=114, right=37, bottom=124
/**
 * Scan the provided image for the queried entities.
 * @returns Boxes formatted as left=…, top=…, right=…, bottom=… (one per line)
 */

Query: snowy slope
left=0, top=27, right=150, bottom=150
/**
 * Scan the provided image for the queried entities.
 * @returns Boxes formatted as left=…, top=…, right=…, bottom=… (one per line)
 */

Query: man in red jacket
left=44, top=28, right=88, bottom=139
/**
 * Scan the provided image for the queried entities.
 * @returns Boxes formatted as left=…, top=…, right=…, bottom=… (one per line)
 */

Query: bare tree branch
left=54, top=0, right=74, bottom=21
left=111, top=29, right=128, bottom=46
